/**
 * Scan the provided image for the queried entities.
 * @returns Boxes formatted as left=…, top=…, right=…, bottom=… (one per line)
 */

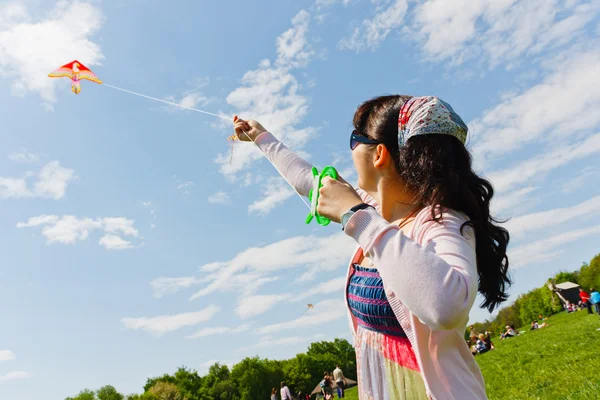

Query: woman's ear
left=373, top=143, right=392, bottom=168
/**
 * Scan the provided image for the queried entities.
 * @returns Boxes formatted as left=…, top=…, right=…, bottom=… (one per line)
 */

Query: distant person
left=468, top=325, right=479, bottom=345
left=590, top=288, right=600, bottom=315
left=580, top=288, right=593, bottom=314
left=476, top=334, right=489, bottom=354
left=530, top=321, right=539, bottom=330
left=320, top=372, right=333, bottom=400
left=500, top=325, right=516, bottom=339
left=565, top=301, right=574, bottom=312
left=333, top=364, right=346, bottom=398
left=280, top=381, right=292, bottom=400
left=483, top=332, right=494, bottom=350
left=271, top=388, right=278, bottom=400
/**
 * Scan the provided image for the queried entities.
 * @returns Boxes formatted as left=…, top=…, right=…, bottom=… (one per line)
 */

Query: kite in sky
left=301, top=303, right=314, bottom=316
left=48, top=60, right=102, bottom=94
left=45, top=61, right=317, bottom=221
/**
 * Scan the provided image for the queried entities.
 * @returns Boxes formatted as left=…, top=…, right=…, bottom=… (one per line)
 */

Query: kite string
left=102, top=83, right=311, bottom=211
left=103, top=83, right=231, bottom=120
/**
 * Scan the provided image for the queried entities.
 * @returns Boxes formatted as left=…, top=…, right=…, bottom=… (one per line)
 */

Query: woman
left=320, top=372, right=333, bottom=400
left=233, top=95, right=510, bottom=399
left=271, top=387, right=278, bottom=400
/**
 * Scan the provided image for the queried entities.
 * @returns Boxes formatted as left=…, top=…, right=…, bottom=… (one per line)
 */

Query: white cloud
left=0, top=371, right=29, bottom=382
left=186, top=324, right=251, bottom=339
left=164, top=91, right=210, bottom=112
left=217, top=10, right=317, bottom=178
left=0, top=1, right=105, bottom=103
left=189, top=232, right=355, bottom=300
left=256, top=299, right=346, bottom=335
left=0, top=350, right=15, bottom=362
left=98, top=234, right=133, bottom=250
left=150, top=276, right=205, bottom=298
left=102, top=217, right=139, bottom=237
left=276, top=10, right=314, bottom=68
left=174, top=177, right=194, bottom=195
left=485, top=132, right=600, bottom=193
left=237, top=334, right=322, bottom=353
left=561, top=167, right=597, bottom=194
left=142, top=201, right=156, bottom=218
left=17, top=215, right=140, bottom=249
left=411, top=0, right=598, bottom=67
left=505, top=196, right=600, bottom=240
left=121, top=305, right=220, bottom=336
left=8, top=150, right=38, bottom=163
left=491, top=186, right=538, bottom=216
left=208, top=191, right=231, bottom=205
left=338, top=0, right=408, bottom=52
left=248, top=178, right=294, bottom=215
left=235, top=294, right=291, bottom=319
left=291, top=277, right=347, bottom=301
left=471, top=48, right=600, bottom=167
left=0, top=161, right=75, bottom=200
left=17, top=215, right=100, bottom=244
left=510, top=225, right=600, bottom=270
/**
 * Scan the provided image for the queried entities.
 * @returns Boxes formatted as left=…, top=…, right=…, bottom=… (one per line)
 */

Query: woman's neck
left=371, top=178, right=418, bottom=223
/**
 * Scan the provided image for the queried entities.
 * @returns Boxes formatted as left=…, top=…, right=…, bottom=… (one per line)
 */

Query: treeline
left=470, top=253, right=600, bottom=336
left=65, top=338, right=357, bottom=400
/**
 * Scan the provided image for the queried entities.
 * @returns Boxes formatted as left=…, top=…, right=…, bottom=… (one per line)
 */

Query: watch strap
left=341, top=203, right=374, bottom=231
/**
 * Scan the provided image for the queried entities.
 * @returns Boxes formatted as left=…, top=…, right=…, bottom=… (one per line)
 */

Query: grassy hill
left=339, top=311, right=600, bottom=400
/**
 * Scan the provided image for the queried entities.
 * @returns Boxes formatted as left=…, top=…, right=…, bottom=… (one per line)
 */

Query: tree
left=553, top=271, right=579, bottom=285
left=97, top=385, right=124, bottom=400
left=578, top=254, right=600, bottom=290
left=230, top=357, right=272, bottom=400
left=66, top=389, right=97, bottom=400
left=147, top=382, right=185, bottom=400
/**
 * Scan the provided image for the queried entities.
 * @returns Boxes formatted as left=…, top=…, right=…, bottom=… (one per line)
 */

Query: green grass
left=343, top=386, right=358, bottom=400
left=339, top=311, right=600, bottom=399
left=477, top=310, right=600, bottom=399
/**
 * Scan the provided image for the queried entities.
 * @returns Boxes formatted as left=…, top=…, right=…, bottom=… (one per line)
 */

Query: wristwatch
left=341, top=203, right=374, bottom=231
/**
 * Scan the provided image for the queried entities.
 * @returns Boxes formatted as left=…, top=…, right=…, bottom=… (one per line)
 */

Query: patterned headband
left=398, top=96, right=468, bottom=147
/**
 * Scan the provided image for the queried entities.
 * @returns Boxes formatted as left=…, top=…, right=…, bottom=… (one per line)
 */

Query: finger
left=321, top=176, right=335, bottom=186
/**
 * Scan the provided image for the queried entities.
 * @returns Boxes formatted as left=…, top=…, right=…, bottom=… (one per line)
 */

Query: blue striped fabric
left=347, top=264, right=406, bottom=337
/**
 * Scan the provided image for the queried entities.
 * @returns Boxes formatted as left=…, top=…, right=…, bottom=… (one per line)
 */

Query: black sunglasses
left=350, top=130, right=380, bottom=150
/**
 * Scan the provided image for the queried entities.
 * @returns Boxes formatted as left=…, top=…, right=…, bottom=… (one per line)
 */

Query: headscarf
left=398, top=96, right=468, bottom=148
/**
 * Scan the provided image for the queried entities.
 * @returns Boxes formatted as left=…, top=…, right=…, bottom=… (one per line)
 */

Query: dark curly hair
left=353, top=95, right=511, bottom=312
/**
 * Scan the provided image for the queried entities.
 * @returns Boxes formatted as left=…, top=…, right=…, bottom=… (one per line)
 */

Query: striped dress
left=348, top=264, right=428, bottom=399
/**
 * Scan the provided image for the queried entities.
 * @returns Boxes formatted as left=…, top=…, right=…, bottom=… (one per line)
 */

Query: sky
left=0, top=0, right=599, bottom=398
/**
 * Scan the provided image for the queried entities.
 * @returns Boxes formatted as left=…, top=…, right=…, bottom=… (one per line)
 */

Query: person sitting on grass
left=475, top=334, right=489, bottom=354
left=530, top=321, right=539, bottom=330
left=483, top=332, right=495, bottom=350
left=500, top=325, right=516, bottom=339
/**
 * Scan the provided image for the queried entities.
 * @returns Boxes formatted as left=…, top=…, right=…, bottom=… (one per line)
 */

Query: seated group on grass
left=470, top=332, right=494, bottom=356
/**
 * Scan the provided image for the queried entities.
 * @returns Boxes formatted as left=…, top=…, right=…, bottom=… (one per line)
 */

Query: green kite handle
left=306, top=166, right=338, bottom=226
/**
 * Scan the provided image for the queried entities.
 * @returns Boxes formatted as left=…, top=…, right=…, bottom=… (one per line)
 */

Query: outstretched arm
left=234, top=117, right=378, bottom=207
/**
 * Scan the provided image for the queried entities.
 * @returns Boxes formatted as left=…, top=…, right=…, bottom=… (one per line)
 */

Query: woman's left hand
left=316, top=177, right=363, bottom=223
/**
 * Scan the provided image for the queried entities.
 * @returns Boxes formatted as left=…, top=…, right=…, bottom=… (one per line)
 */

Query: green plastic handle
left=306, top=166, right=338, bottom=226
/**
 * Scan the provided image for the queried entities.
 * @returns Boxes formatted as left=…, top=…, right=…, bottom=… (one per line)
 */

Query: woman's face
left=352, top=143, right=378, bottom=192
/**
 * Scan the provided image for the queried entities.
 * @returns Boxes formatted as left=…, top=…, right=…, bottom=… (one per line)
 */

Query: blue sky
left=1, top=0, right=599, bottom=398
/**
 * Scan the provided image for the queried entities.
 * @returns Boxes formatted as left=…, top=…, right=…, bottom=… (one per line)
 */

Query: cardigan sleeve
left=254, top=132, right=379, bottom=207
left=343, top=206, right=479, bottom=330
